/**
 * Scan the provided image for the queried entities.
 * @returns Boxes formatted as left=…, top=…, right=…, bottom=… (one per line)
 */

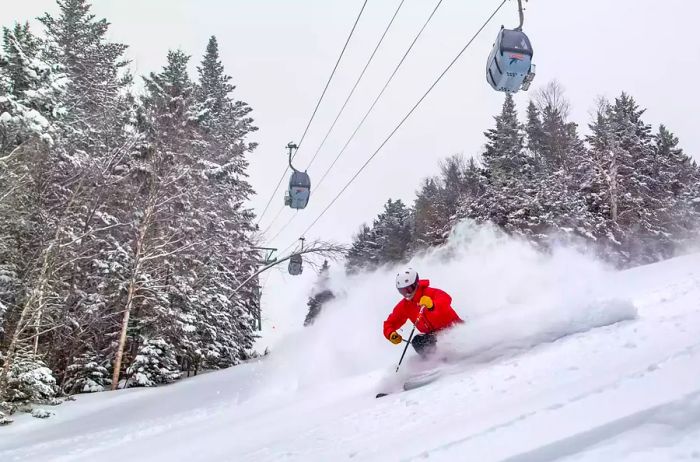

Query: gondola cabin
left=288, top=253, right=303, bottom=276
left=486, top=27, right=536, bottom=93
left=285, top=171, right=311, bottom=210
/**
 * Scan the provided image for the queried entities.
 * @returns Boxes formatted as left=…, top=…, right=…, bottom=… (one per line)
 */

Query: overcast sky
left=6, top=0, right=700, bottom=340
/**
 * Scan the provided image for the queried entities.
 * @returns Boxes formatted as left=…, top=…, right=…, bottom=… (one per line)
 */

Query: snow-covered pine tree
left=651, top=124, right=700, bottom=247
left=126, top=338, right=181, bottom=388
left=525, top=84, right=596, bottom=247
left=452, top=157, right=485, bottom=228
left=304, top=261, right=335, bottom=326
left=525, top=100, right=544, bottom=168
left=581, top=99, right=625, bottom=262
left=345, top=224, right=381, bottom=274
left=107, top=49, right=206, bottom=390
left=1, top=23, right=40, bottom=93
left=62, top=351, right=110, bottom=394
left=0, top=22, right=66, bottom=150
left=39, top=0, right=131, bottom=152
left=372, top=199, right=413, bottom=264
left=412, top=155, right=479, bottom=252
left=412, top=178, right=445, bottom=251
left=480, top=93, right=529, bottom=179
left=345, top=199, right=412, bottom=272
left=470, top=93, right=537, bottom=238
left=4, top=351, right=58, bottom=407
left=586, top=93, right=664, bottom=265
left=192, top=36, right=259, bottom=368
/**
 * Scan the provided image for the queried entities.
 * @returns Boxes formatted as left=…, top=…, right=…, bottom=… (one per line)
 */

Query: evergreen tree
left=4, top=353, right=58, bottom=405
left=126, top=338, right=181, bottom=388
left=471, top=94, right=538, bottom=237
left=412, top=155, right=484, bottom=251
left=1, top=22, right=40, bottom=95
left=0, top=23, right=66, bottom=150
left=527, top=86, right=595, bottom=245
left=345, top=199, right=413, bottom=272
left=651, top=125, right=700, bottom=244
left=304, top=261, right=335, bottom=326
left=62, top=351, right=110, bottom=394
left=412, top=178, right=445, bottom=250
left=194, top=36, right=259, bottom=365
left=345, top=224, right=380, bottom=274
left=525, top=101, right=544, bottom=167
left=585, top=93, right=663, bottom=264
left=481, top=93, right=529, bottom=178
left=373, top=199, right=413, bottom=264
left=107, top=49, right=205, bottom=388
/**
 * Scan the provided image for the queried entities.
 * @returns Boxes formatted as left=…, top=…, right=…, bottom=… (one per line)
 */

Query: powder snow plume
left=255, top=221, right=637, bottom=397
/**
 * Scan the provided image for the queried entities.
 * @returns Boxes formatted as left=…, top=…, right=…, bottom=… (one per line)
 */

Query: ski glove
left=419, top=296, right=434, bottom=310
left=389, top=332, right=402, bottom=345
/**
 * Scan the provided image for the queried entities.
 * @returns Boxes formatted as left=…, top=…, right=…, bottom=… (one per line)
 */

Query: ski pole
left=395, top=325, right=415, bottom=373
left=394, top=306, right=425, bottom=373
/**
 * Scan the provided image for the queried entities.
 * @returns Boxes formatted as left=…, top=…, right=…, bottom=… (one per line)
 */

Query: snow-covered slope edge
left=1, top=226, right=699, bottom=462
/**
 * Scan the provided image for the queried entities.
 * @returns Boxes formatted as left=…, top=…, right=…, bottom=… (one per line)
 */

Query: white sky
left=6, top=0, right=700, bottom=341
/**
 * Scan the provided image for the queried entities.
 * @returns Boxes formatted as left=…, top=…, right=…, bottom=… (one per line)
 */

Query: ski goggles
left=398, top=282, right=418, bottom=298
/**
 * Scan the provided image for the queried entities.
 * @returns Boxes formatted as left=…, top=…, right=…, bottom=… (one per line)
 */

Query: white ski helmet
left=396, top=268, right=419, bottom=300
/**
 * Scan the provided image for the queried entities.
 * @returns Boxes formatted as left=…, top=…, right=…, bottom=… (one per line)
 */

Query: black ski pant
left=411, top=332, right=437, bottom=358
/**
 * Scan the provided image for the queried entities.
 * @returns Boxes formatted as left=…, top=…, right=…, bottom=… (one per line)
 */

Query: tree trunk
left=609, top=150, right=619, bottom=223
left=110, top=215, right=149, bottom=391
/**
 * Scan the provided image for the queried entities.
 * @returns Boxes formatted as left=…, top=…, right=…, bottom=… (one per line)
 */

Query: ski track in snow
left=1, top=250, right=700, bottom=462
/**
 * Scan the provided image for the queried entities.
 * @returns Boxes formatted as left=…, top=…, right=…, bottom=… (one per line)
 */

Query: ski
left=376, top=370, right=443, bottom=398
left=403, top=370, right=442, bottom=391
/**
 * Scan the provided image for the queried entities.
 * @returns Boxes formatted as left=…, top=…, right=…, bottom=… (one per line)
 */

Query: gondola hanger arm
left=286, top=142, right=300, bottom=173
left=516, top=0, right=526, bottom=31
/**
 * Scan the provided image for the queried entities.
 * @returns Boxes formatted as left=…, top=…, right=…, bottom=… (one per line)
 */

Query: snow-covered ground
left=2, top=225, right=700, bottom=462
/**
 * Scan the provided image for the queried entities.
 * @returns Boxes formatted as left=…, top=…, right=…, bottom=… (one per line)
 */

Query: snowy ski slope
left=1, top=226, right=699, bottom=462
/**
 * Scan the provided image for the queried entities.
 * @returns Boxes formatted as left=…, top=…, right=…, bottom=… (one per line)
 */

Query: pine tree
left=0, top=22, right=66, bottom=150
left=585, top=93, right=663, bottom=264
left=62, top=351, right=110, bottom=394
left=126, top=338, right=181, bottom=388
left=193, top=36, right=259, bottom=366
left=2, top=23, right=40, bottom=94
left=471, top=94, right=538, bottom=237
left=304, top=261, right=335, bottom=326
left=345, top=224, right=380, bottom=274
left=525, top=101, right=544, bottom=167
left=481, top=93, right=529, bottom=178
left=4, top=353, right=58, bottom=405
left=526, top=85, right=595, bottom=246
left=412, top=178, right=445, bottom=250
left=652, top=125, right=700, bottom=245
left=412, top=155, right=483, bottom=251
left=345, top=199, right=413, bottom=272
left=372, top=199, right=413, bottom=264
left=108, top=49, right=205, bottom=389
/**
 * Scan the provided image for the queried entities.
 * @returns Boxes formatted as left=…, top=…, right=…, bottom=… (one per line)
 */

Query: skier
left=383, top=268, right=462, bottom=358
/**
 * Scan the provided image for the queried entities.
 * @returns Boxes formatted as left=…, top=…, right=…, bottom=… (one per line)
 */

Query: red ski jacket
left=383, top=279, right=462, bottom=339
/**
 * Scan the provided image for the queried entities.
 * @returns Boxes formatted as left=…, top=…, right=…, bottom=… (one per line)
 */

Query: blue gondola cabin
left=285, top=171, right=311, bottom=210
left=486, top=27, right=536, bottom=93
